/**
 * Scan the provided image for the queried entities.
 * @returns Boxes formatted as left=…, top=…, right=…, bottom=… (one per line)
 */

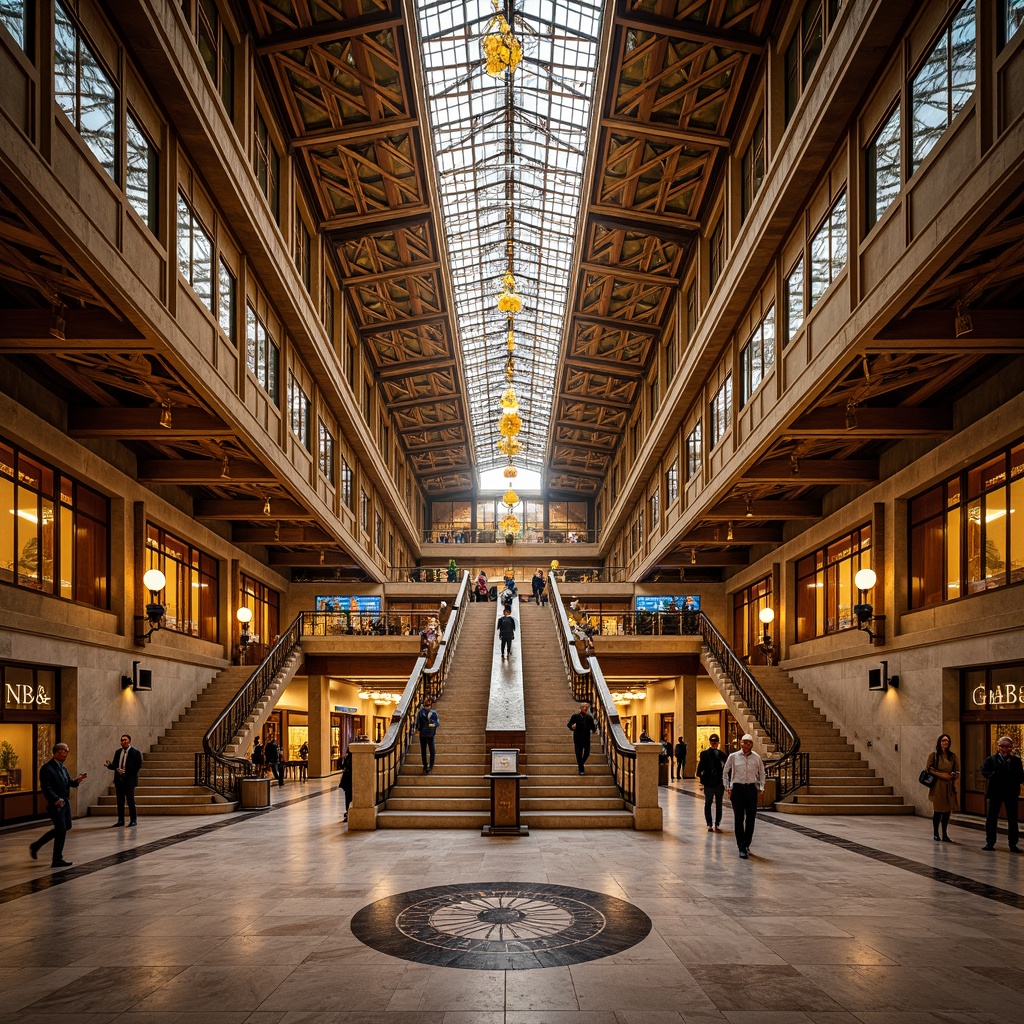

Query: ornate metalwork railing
left=373, top=573, right=470, bottom=804
left=547, top=572, right=636, bottom=805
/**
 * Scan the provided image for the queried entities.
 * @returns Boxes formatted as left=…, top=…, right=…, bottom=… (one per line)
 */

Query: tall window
left=375, top=512, right=384, bottom=551
left=786, top=256, right=804, bottom=343
left=1005, top=0, right=1024, bottom=47
left=785, top=0, right=844, bottom=123
left=809, top=192, right=847, bottom=308
left=740, top=306, right=775, bottom=404
left=245, top=304, right=279, bottom=402
left=708, top=215, right=725, bottom=291
left=685, top=422, right=702, bottom=481
left=866, top=105, right=901, bottom=230
left=322, top=279, right=335, bottom=337
left=54, top=1, right=116, bottom=180
left=253, top=107, right=280, bottom=222
left=709, top=377, right=732, bottom=450
left=294, top=216, right=311, bottom=291
left=649, top=490, right=660, bottom=534
left=741, top=113, right=765, bottom=219
left=911, top=0, right=976, bottom=173
left=145, top=524, right=218, bottom=642
left=195, top=0, right=234, bottom=115
left=125, top=112, right=158, bottom=233
left=910, top=440, right=1024, bottom=607
left=287, top=370, right=310, bottom=450
left=686, top=281, right=697, bottom=340
left=217, top=259, right=236, bottom=342
left=239, top=574, right=279, bottom=647
left=796, top=525, right=872, bottom=640
left=177, top=192, right=214, bottom=312
left=665, top=333, right=676, bottom=382
left=340, top=457, right=353, bottom=510
left=0, top=438, right=108, bottom=607
left=360, top=489, right=369, bottom=534
left=318, top=420, right=335, bottom=485
left=666, top=459, right=679, bottom=506
left=733, top=576, right=773, bottom=661
left=0, top=0, right=27, bottom=51
left=649, top=376, right=660, bottom=417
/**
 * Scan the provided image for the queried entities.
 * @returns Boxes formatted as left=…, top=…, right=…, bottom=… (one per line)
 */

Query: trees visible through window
left=318, top=420, right=335, bottom=485
left=709, top=216, right=725, bottom=291
left=666, top=459, right=679, bottom=506
left=177, top=192, right=213, bottom=312
left=360, top=489, right=369, bottom=534
left=217, top=258, right=235, bottom=342
left=125, top=112, right=158, bottom=233
left=911, top=0, right=976, bottom=173
left=287, top=370, right=310, bottom=451
left=0, top=0, right=27, bottom=51
left=809, top=192, right=847, bottom=308
left=341, top=456, right=353, bottom=510
left=709, top=377, right=732, bottom=450
left=685, top=421, right=702, bottom=480
left=294, top=216, right=311, bottom=292
left=866, top=105, right=901, bottom=230
left=1005, top=0, right=1024, bottom=47
left=786, top=256, right=804, bottom=343
left=740, top=306, right=775, bottom=405
left=54, top=1, right=116, bottom=181
left=649, top=490, right=660, bottom=534
left=741, top=113, right=765, bottom=219
left=245, top=304, right=279, bottom=402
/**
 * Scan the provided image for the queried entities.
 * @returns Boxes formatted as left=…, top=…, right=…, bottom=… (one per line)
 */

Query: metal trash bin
left=238, top=776, right=271, bottom=809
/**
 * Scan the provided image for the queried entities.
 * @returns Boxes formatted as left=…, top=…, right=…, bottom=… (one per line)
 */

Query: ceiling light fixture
left=159, top=404, right=172, bottom=429
left=845, top=400, right=858, bottom=430
left=955, top=299, right=973, bottom=337
left=262, top=496, right=271, bottom=516
left=745, top=495, right=754, bottom=518
left=789, top=453, right=800, bottom=475
left=220, top=454, right=231, bottom=480
left=690, top=547, right=697, bottom=565
left=49, top=299, right=66, bottom=341
left=726, top=520, right=734, bottom=541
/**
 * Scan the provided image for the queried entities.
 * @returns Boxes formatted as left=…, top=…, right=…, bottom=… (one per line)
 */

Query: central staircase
left=377, top=600, right=633, bottom=828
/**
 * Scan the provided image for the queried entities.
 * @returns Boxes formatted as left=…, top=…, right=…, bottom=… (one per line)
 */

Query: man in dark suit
left=696, top=734, right=728, bottom=833
left=264, top=736, right=284, bottom=787
left=104, top=733, right=143, bottom=826
left=30, top=742, right=87, bottom=868
left=980, top=735, right=1024, bottom=852
left=567, top=702, right=597, bottom=775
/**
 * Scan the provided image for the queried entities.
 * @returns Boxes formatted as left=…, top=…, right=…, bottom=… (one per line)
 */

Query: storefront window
left=1, top=661, right=60, bottom=823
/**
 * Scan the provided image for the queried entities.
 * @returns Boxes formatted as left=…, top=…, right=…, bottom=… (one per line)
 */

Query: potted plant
left=0, top=739, right=21, bottom=790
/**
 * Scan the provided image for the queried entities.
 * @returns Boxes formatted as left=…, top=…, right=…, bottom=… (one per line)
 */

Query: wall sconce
left=236, top=606, right=253, bottom=647
left=868, top=660, right=899, bottom=691
left=853, top=567, right=885, bottom=644
left=135, top=568, right=167, bottom=644
left=121, top=660, right=152, bottom=690
left=758, top=606, right=775, bottom=665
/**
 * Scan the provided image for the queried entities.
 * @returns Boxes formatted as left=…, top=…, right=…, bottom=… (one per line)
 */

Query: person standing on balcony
left=531, top=568, right=545, bottom=605
left=674, top=735, right=687, bottom=780
left=697, top=734, right=727, bottom=833
left=567, top=703, right=597, bottom=775
left=416, top=696, right=440, bottom=774
left=103, top=733, right=142, bottom=827
left=724, top=734, right=765, bottom=859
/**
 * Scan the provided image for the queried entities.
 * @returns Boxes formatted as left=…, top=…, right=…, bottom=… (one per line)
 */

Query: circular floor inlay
left=350, top=882, right=651, bottom=970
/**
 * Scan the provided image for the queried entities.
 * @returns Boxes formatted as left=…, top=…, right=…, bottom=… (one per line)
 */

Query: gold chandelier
left=482, top=7, right=522, bottom=78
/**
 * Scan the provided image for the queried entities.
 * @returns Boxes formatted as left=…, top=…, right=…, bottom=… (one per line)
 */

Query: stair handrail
left=373, top=571, right=471, bottom=804
left=685, top=610, right=809, bottom=798
left=195, top=610, right=306, bottom=798
left=547, top=572, right=636, bottom=805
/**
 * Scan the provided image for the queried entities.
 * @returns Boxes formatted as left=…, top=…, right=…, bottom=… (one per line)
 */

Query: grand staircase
left=88, top=666, right=253, bottom=817
left=377, top=599, right=633, bottom=828
left=745, top=665, right=914, bottom=816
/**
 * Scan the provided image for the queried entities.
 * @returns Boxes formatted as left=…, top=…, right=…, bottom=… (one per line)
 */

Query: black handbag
left=919, top=768, right=937, bottom=788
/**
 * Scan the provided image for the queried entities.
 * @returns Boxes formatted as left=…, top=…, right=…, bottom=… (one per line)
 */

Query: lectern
left=482, top=748, right=528, bottom=836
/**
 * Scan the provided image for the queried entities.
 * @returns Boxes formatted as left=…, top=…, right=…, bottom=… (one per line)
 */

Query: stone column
left=633, top=740, right=663, bottom=830
left=347, top=740, right=377, bottom=830
left=307, top=673, right=330, bottom=779
left=680, top=673, right=697, bottom=778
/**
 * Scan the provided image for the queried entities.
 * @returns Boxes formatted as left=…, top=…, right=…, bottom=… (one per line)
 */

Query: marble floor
left=2, top=778, right=1023, bottom=1023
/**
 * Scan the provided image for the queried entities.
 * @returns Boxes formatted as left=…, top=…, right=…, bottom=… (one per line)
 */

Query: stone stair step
left=774, top=802, right=915, bottom=815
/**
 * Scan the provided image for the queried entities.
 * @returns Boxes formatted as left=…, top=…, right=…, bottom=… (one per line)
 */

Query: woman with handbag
left=926, top=733, right=959, bottom=842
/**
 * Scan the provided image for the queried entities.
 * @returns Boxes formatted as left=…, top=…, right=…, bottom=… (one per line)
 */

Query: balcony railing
left=422, top=527, right=594, bottom=544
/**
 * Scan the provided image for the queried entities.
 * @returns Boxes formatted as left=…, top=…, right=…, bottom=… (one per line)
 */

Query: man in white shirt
left=724, top=733, right=765, bottom=859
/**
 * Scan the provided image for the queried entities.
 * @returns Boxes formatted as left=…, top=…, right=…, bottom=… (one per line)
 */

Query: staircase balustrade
left=373, top=573, right=470, bottom=804
left=547, top=573, right=636, bottom=805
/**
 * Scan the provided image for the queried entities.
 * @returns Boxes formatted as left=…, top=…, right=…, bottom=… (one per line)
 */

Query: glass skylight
left=415, top=0, right=604, bottom=479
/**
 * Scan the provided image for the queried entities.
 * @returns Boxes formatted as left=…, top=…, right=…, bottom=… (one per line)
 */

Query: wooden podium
left=482, top=748, right=528, bottom=836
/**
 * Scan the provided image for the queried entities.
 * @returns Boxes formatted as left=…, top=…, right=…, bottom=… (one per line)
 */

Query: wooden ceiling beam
left=787, top=407, right=953, bottom=437
left=256, top=13, right=405, bottom=55
left=705, top=499, right=821, bottom=520
left=871, top=309, right=1024, bottom=350
left=268, top=550, right=355, bottom=567
left=578, top=261, right=680, bottom=285
left=339, top=261, right=441, bottom=287
left=137, top=460, right=276, bottom=485
left=600, top=116, right=730, bottom=148
left=325, top=212, right=432, bottom=244
left=589, top=211, right=699, bottom=244
left=68, top=408, right=232, bottom=439
left=234, top=526, right=334, bottom=544
left=572, top=312, right=662, bottom=336
left=291, top=117, right=420, bottom=151
left=358, top=312, right=449, bottom=335
left=0, top=309, right=146, bottom=350
left=615, top=11, right=764, bottom=53
left=661, top=550, right=750, bottom=567
left=321, top=206, right=431, bottom=233
left=682, top=526, right=784, bottom=544
left=743, top=459, right=879, bottom=484
left=376, top=356, right=456, bottom=379
left=194, top=499, right=314, bottom=520
left=564, top=357, right=646, bottom=380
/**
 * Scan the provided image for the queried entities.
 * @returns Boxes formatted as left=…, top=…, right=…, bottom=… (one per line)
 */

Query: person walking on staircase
left=416, top=696, right=439, bottom=774
left=264, top=735, right=284, bottom=787
left=724, top=734, right=765, bottom=859
left=103, top=733, right=142, bottom=827
left=697, top=734, right=727, bottom=833
left=497, top=605, right=517, bottom=659
left=925, top=732, right=959, bottom=843
left=30, top=743, right=87, bottom=868
left=567, top=703, right=597, bottom=775
left=980, top=735, right=1024, bottom=852
left=674, top=736, right=687, bottom=780
left=531, top=568, right=545, bottom=605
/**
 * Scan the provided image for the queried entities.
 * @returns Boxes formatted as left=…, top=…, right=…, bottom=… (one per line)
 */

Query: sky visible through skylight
left=415, top=0, right=604, bottom=482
